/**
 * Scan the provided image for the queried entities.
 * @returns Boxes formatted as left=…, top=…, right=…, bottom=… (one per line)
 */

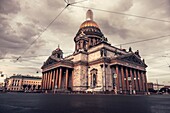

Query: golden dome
left=80, top=20, right=99, bottom=29
left=80, top=10, right=99, bottom=29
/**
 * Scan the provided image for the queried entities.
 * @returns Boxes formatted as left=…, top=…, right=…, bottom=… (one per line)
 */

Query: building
left=147, top=82, right=154, bottom=89
left=5, top=75, right=41, bottom=92
left=153, top=83, right=164, bottom=91
left=41, top=10, right=148, bottom=94
left=0, top=82, right=4, bottom=91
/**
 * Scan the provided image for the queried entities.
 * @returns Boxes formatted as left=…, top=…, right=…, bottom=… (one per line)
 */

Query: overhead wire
left=15, top=0, right=88, bottom=62
left=68, top=0, right=89, bottom=5
left=0, top=51, right=74, bottom=60
left=142, top=48, right=170, bottom=56
left=70, top=4, right=170, bottom=23
left=162, top=55, right=170, bottom=68
left=114, top=34, right=170, bottom=46
left=16, top=7, right=67, bottom=61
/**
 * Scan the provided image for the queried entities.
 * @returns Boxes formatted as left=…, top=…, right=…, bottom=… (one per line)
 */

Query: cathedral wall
left=64, top=55, right=73, bottom=60
left=106, top=51, right=115, bottom=58
left=88, top=44, right=103, bottom=53
left=103, top=43, right=128, bottom=55
left=88, top=50, right=101, bottom=62
left=87, top=43, right=128, bottom=62
left=72, top=53, right=88, bottom=62
left=80, top=65, right=88, bottom=91
left=88, top=64, right=103, bottom=87
left=105, top=65, right=113, bottom=91
left=72, top=65, right=88, bottom=91
left=72, top=65, right=81, bottom=91
left=88, top=63, right=113, bottom=91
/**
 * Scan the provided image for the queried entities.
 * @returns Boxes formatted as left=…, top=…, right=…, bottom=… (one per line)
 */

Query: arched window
left=90, top=68, right=98, bottom=88
left=93, top=74, right=97, bottom=87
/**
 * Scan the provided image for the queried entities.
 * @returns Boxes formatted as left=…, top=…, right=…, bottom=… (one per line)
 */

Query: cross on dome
left=86, top=9, right=93, bottom=20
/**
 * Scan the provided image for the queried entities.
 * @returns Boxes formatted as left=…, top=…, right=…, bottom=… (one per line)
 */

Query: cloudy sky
left=0, top=0, right=170, bottom=85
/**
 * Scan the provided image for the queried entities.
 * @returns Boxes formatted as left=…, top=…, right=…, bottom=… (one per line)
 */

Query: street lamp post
left=101, top=64, right=106, bottom=92
left=0, top=73, right=8, bottom=92
left=133, top=78, right=136, bottom=94
left=113, top=74, right=117, bottom=95
left=128, top=77, right=132, bottom=95
left=124, top=78, right=127, bottom=94
left=53, top=79, right=58, bottom=94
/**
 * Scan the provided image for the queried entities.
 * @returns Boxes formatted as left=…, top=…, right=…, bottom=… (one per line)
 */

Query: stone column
left=101, top=64, right=106, bottom=91
left=141, top=71, right=145, bottom=92
left=41, top=72, right=44, bottom=90
left=121, top=66, right=125, bottom=92
left=50, top=70, right=53, bottom=89
left=65, top=68, right=69, bottom=89
left=58, top=68, right=62, bottom=89
left=46, top=71, right=49, bottom=90
left=105, top=65, right=108, bottom=90
left=134, top=69, right=139, bottom=91
left=140, top=71, right=144, bottom=91
left=130, top=69, right=135, bottom=91
left=137, top=70, right=142, bottom=91
left=89, top=39, right=91, bottom=47
left=43, top=72, right=45, bottom=89
left=77, top=42, right=79, bottom=50
left=75, top=43, right=78, bottom=51
left=47, top=71, right=50, bottom=90
left=52, top=70, right=55, bottom=90
left=48, top=71, right=52, bottom=90
left=55, top=68, right=58, bottom=89
left=51, top=70, right=54, bottom=90
left=44, top=72, right=47, bottom=90
left=115, top=65, right=120, bottom=92
left=125, top=67, right=129, bottom=90
left=72, top=70, right=74, bottom=90
left=144, top=72, right=148, bottom=93
left=48, top=71, right=51, bottom=90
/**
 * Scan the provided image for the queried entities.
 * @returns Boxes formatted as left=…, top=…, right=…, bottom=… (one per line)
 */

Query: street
left=0, top=93, right=170, bottom=113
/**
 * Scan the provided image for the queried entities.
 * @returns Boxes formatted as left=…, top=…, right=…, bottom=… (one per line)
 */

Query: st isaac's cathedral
left=41, top=10, right=148, bottom=94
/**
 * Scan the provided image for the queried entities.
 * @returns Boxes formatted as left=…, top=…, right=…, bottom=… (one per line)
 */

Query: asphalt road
left=0, top=93, right=170, bottom=113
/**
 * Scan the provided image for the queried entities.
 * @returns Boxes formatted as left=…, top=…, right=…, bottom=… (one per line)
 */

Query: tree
left=38, top=85, right=41, bottom=90
left=33, top=85, right=36, bottom=90
left=28, top=85, right=31, bottom=90
left=23, top=85, right=27, bottom=91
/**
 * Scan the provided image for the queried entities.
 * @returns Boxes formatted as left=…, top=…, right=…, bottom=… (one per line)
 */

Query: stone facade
left=5, top=75, right=41, bottom=92
left=41, top=10, right=148, bottom=94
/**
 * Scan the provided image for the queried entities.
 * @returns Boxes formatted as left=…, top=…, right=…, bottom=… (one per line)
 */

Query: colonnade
left=75, top=38, right=102, bottom=51
left=113, top=65, right=148, bottom=94
left=41, top=67, right=72, bottom=90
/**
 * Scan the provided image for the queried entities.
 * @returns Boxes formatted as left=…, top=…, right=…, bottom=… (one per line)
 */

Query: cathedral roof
left=52, top=46, right=63, bottom=55
left=75, top=9, right=104, bottom=38
left=80, top=20, right=99, bottom=29
left=80, top=9, right=99, bottom=29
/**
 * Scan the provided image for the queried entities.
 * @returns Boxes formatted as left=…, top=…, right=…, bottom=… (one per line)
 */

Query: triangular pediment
left=42, top=56, right=57, bottom=68
left=117, top=53, right=146, bottom=66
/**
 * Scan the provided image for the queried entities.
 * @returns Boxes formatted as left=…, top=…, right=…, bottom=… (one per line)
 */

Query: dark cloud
left=133, top=0, right=170, bottom=18
left=0, top=15, right=46, bottom=59
left=0, top=0, right=20, bottom=14
left=46, top=0, right=65, bottom=9
left=116, top=0, right=133, bottom=12
left=98, top=19, right=132, bottom=39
